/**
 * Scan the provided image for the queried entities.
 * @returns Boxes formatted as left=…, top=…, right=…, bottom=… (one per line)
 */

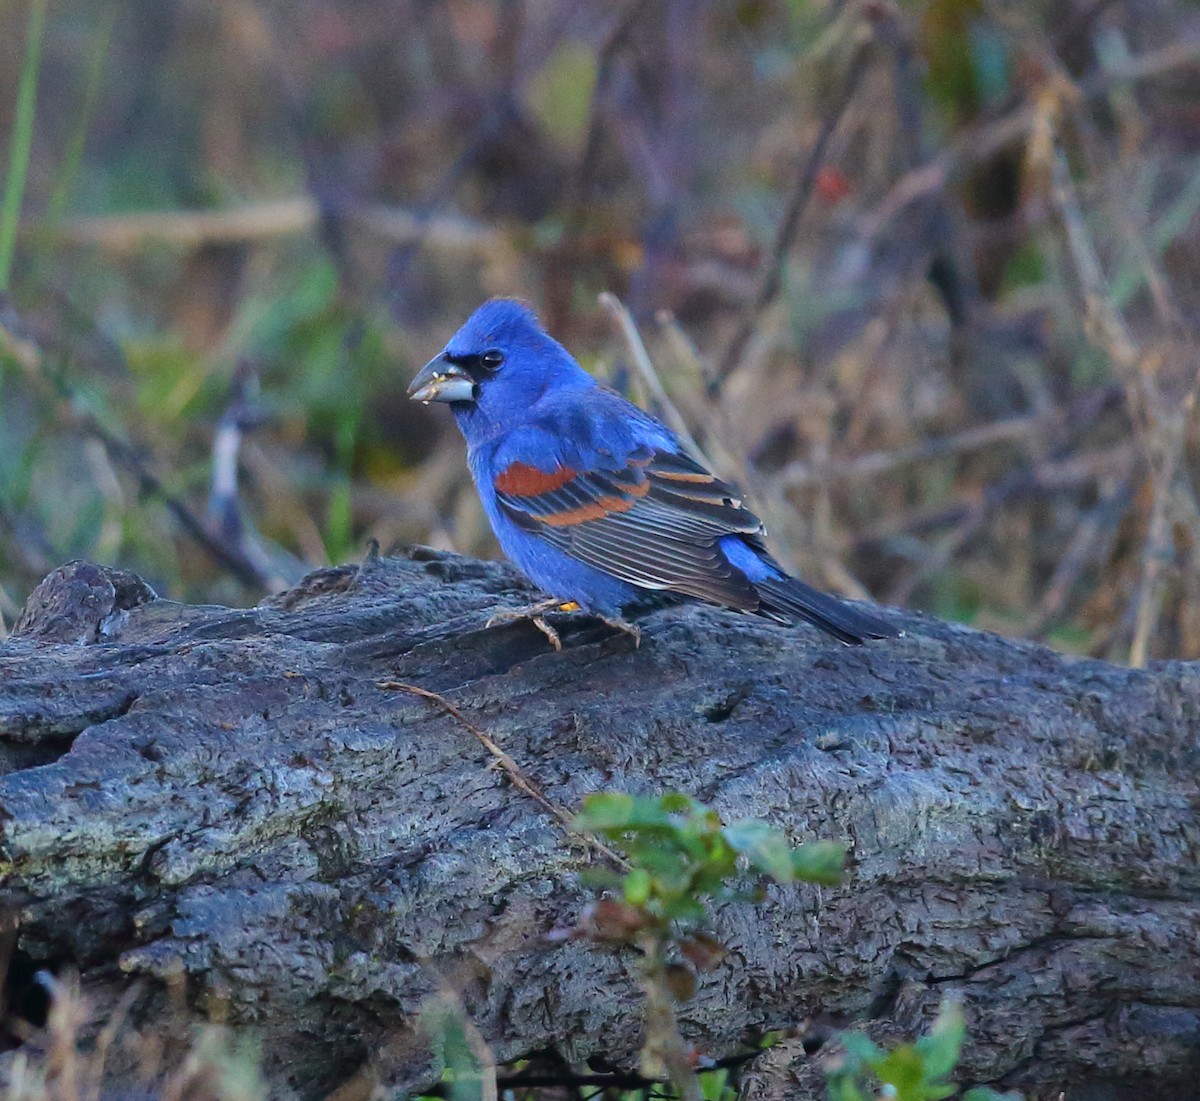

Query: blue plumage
left=407, top=299, right=897, bottom=644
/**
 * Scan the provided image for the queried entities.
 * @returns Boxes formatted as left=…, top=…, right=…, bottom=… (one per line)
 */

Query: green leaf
left=575, top=792, right=678, bottom=832
left=624, top=842, right=689, bottom=879
left=626, top=795, right=681, bottom=828
left=723, top=819, right=796, bottom=882
left=574, top=792, right=636, bottom=830
left=699, top=1066, right=732, bottom=1100
left=873, top=1043, right=926, bottom=1095
left=660, top=792, right=697, bottom=815
left=791, top=840, right=846, bottom=885
left=578, top=867, right=622, bottom=891
left=916, top=1000, right=965, bottom=1081
left=623, top=867, right=652, bottom=906
left=661, top=895, right=707, bottom=923
left=838, top=1031, right=882, bottom=1066
left=421, top=997, right=493, bottom=1101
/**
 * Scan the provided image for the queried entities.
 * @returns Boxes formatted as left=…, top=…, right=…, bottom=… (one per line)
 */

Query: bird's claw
left=530, top=616, right=562, bottom=651
left=597, top=614, right=641, bottom=648
left=486, top=599, right=571, bottom=651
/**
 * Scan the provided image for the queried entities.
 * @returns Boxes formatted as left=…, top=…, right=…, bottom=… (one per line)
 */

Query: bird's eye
left=480, top=349, right=505, bottom=371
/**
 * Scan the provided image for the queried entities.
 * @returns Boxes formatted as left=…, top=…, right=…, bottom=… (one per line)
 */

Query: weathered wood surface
left=1, top=552, right=1198, bottom=1100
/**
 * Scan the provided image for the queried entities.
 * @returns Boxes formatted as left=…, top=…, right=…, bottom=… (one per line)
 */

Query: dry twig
left=377, top=680, right=629, bottom=871
left=599, top=292, right=708, bottom=464
left=860, top=39, right=1200, bottom=241
left=1023, top=467, right=1136, bottom=640
left=1046, top=145, right=1198, bottom=666
left=36, top=200, right=500, bottom=256
left=712, top=27, right=872, bottom=390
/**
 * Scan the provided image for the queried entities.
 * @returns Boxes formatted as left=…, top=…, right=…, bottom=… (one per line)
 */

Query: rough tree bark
left=1, top=552, right=1198, bottom=1100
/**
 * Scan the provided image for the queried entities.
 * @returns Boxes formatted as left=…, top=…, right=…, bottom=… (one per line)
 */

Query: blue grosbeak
left=408, top=299, right=897, bottom=646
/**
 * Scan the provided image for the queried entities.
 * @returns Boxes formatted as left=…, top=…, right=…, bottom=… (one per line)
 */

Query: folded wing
left=494, top=444, right=769, bottom=612
left=492, top=436, right=897, bottom=643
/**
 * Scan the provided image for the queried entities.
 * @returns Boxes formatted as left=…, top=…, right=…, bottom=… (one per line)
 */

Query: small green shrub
left=826, top=1000, right=1019, bottom=1101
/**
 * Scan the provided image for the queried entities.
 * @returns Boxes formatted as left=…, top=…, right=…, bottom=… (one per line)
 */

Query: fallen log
left=1, top=552, right=1197, bottom=1099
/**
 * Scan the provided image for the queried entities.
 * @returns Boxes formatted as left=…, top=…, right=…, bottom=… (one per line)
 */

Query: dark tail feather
left=753, top=576, right=900, bottom=645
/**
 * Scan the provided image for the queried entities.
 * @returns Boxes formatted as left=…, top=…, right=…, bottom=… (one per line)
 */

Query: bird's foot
left=486, top=599, right=582, bottom=651
left=596, top=613, right=641, bottom=648
left=486, top=601, right=640, bottom=650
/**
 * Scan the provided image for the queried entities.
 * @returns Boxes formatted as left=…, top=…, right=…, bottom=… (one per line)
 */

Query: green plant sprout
left=574, top=791, right=845, bottom=921
left=420, top=994, right=495, bottom=1101
left=572, top=792, right=845, bottom=1101
left=826, top=1000, right=1020, bottom=1101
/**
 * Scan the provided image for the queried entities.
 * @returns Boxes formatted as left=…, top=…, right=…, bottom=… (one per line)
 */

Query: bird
left=407, top=299, right=898, bottom=649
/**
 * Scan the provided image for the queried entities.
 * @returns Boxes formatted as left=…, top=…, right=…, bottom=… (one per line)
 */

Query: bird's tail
left=754, top=575, right=900, bottom=645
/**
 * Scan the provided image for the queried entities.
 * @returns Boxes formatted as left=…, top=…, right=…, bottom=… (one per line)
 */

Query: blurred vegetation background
left=0, top=0, right=1198, bottom=664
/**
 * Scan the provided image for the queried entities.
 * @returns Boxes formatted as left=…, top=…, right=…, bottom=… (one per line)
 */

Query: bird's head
left=408, top=299, right=594, bottom=435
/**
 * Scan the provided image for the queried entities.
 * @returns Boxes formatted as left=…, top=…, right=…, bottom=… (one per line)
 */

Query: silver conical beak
left=407, top=358, right=477, bottom=404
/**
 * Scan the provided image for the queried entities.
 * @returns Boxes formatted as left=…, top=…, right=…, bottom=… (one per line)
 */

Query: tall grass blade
left=48, top=4, right=114, bottom=222
left=0, top=0, right=49, bottom=290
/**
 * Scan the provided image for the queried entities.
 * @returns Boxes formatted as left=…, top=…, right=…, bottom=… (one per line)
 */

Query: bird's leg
left=486, top=601, right=640, bottom=650
left=486, top=598, right=582, bottom=651
left=595, top=613, right=641, bottom=648
left=486, top=598, right=579, bottom=625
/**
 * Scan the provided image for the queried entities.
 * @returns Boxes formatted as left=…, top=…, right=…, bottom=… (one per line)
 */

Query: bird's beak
left=407, top=357, right=477, bottom=404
